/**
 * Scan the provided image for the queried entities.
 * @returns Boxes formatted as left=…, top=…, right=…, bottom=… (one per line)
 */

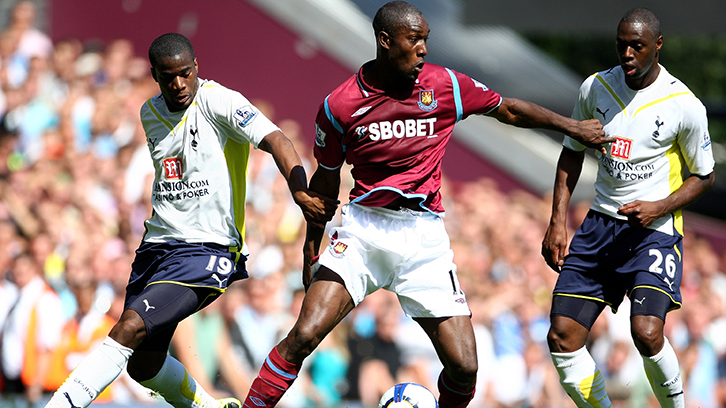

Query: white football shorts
left=316, top=203, right=470, bottom=318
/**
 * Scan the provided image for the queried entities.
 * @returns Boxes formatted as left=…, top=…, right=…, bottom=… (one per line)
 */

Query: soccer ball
left=378, top=383, right=439, bottom=408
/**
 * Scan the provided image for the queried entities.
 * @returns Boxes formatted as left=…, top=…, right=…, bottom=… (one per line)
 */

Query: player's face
left=387, top=14, right=429, bottom=82
left=616, top=21, right=662, bottom=89
left=151, top=50, right=199, bottom=112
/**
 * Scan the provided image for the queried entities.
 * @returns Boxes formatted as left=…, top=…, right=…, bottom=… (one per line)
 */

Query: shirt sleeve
left=677, top=96, right=715, bottom=176
left=204, top=82, right=280, bottom=148
left=563, top=75, right=597, bottom=152
left=313, top=96, right=345, bottom=170
left=454, top=70, right=503, bottom=119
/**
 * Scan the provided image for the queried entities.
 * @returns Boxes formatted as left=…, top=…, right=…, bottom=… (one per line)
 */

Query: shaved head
left=373, top=1, right=423, bottom=36
left=620, top=8, right=661, bottom=39
left=148, top=33, right=195, bottom=69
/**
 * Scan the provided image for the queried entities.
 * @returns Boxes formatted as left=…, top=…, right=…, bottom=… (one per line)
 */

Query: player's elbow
left=488, top=97, right=519, bottom=125
left=699, top=171, right=716, bottom=193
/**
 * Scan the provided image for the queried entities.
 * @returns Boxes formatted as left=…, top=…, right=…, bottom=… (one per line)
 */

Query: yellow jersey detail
left=224, top=139, right=250, bottom=243
left=665, top=143, right=685, bottom=235
left=632, top=92, right=693, bottom=118
left=594, top=74, right=627, bottom=115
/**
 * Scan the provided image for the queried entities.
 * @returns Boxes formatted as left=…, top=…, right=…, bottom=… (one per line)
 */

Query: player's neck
left=626, top=63, right=661, bottom=91
left=363, top=61, right=411, bottom=93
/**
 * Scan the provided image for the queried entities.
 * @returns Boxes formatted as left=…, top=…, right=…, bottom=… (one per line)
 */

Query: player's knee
left=546, top=326, right=572, bottom=353
left=445, top=358, right=477, bottom=387
left=109, top=310, right=147, bottom=349
left=459, top=358, right=478, bottom=380
left=286, top=323, right=324, bottom=358
left=631, top=319, right=664, bottom=356
left=547, top=319, right=587, bottom=353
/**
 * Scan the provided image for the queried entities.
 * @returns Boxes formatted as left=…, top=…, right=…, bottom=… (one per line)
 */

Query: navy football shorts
left=553, top=210, right=683, bottom=315
left=124, top=240, right=247, bottom=341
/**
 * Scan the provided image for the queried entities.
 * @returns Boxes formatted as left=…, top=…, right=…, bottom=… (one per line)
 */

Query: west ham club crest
left=418, top=89, right=438, bottom=112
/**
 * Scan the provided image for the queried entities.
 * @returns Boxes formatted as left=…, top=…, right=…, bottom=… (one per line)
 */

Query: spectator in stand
left=1, top=252, right=64, bottom=404
left=0, top=28, right=27, bottom=90
left=47, top=263, right=116, bottom=401
left=6, top=1, right=53, bottom=60
left=678, top=300, right=719, bottom=408
left=231, top=246, right=289, bottom=373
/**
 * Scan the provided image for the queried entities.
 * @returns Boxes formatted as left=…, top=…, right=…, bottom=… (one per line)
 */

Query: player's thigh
left=626, top=235, right=684, bottom=309
left=414, top=315, right=477, bottom=374
left=548, top=294, right=606, bottom=352
left=550, top=293, right=607, bottom=332
left=629, top=286, right=671, bottom=355
left=289, top=267, right=355, bottom=345
left=126, top=282, right=221, bottom=338
left=316, top=204, right=405, bottom=307
left=392, top=219, right=471, bottom=319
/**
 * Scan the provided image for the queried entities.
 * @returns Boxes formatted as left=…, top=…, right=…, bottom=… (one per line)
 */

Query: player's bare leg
left=415, top=315, right=477, bottom=408
left=243, top=267, right=355, bottom=408
left=548, top=315, right=612, bottom=408
left=278, top=269, right=355, bottom=363
left=547, top=314, right=589, bottom=353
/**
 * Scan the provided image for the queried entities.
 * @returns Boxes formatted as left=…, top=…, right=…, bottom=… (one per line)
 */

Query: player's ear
left=150, top=66, right=158, bottom=83
left=377, top=30, right=391, bottom=50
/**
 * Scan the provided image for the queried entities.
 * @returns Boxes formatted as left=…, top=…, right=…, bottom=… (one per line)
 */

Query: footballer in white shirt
left=542, top=8, right=715, bottom=408
left=44, top=33, right=337, bottom=408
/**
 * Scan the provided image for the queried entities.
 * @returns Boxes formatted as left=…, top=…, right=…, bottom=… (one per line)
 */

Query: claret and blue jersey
left=314, top=61, right=502, bottom=214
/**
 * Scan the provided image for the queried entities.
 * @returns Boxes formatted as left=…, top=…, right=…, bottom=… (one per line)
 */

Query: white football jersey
left=564, top=65, right=715, bottom=235
left=140, top=79, right=279, bottom=246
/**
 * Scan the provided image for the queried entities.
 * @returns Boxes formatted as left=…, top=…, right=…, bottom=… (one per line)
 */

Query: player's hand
left=617, top=200, right=664, bottom=228
left=541, top=222, right=568, bottom=272
left=293, top=189, right=339, bottom=228
left=570, top=119, right=614, bottom=155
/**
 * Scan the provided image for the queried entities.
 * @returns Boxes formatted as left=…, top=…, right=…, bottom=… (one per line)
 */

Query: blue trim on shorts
left=349, top=187, right=441, bottom=217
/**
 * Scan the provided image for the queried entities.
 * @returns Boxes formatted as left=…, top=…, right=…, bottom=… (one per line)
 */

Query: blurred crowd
left=1, top=2, right=726, bottom=408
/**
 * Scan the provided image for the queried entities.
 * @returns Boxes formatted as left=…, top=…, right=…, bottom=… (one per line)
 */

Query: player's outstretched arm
left=258, top=131, right=339, bottom=228
left=618, top=172, right=715, bottom=228
left=488, top=97, right=614, bottom=154
left=302, top=165, right=341, bottom=290
left=542, top=147, right=585, bottom=272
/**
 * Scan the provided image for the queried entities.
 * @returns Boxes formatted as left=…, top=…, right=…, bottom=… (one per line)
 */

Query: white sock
left=551, top=346, right=613, bottom=408
left=641, top=337, right=684, bottom=408
left=139, top=355, right=219, bottom=408
left=45, top=336, right=133, bottom=408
